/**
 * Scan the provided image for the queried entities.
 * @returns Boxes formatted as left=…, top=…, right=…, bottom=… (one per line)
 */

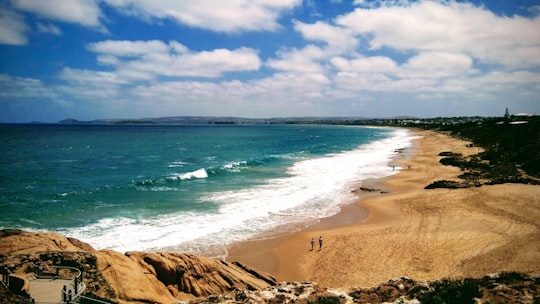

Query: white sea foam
left=65, top=128, right=416, bottom=256
left=169, top=168, right=208, bottom=180
left=222, top=161, right=247, bottom=172
left=168, top=161, right=188, bottom=168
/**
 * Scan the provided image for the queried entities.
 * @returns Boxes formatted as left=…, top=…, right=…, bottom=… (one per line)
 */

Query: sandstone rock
left=0, top=230, right=277, bottom=304
left=127, top=252, right=276, bottom=298
left=0, top=229, right=94, bottom=256
left=94, top=250, right=178, bottom=303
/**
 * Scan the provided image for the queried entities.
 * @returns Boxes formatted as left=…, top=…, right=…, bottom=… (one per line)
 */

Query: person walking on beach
left=318, top=236, right=323, bottom=250
left=310, top=238, right=315, bottom=251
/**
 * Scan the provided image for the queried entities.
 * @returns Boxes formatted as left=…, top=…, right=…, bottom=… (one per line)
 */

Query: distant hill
left=57, top=116, right=379, bottom=125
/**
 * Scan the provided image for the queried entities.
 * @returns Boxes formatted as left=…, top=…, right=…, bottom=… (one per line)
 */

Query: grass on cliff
left=420, top=116, right=540, bottom=187
left=308, top=295, right=341, bottom=304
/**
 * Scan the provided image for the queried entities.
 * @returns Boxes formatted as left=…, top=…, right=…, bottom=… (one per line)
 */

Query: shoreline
left=226, top=128, right=540, bottom=287
left=225, top=176, right=388, bottom=275
left=225, top=128, right=415, bottom=276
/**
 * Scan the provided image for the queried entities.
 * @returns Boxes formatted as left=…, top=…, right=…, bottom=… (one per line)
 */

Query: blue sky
left=1, top=0, right=539, bottom=122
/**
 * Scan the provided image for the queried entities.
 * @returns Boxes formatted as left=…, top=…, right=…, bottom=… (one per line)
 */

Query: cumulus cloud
left=0, top=74, right=60, bottom=102
left=400, top=51, right=474, bottom=78
left=55, top=67, right=128, bottom=102
left=0, top=8, right=28, bottom=45
left=129, top=71, right=331, bottom=117
left=58, top=67, right=128, bottom=85
left=330, top=56, right=397, bottom=73
left=293, top=20, right=358, bottom=51
left=36, top=22, right=62, bottom=35
left=13, top=0, right=102, bottom=28
left=2, top=0, right=539, bottom=120
left=266, top=45, right=327, bottom=74
left=87, top=40, right=172, bottom=57
left=0, top=0, right=103, bottom=45
left=2, top=0, right=302, bottom=47
left=88, top=40, right=261, bottom=79
left=337, top=1, right=540, bottom=68
left=104, top=0, right=302, bottom=33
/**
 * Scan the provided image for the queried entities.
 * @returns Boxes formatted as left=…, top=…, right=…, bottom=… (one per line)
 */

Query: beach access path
left=27, top=276, right=72, bottom=303
left=227, top=129, right=540, bottom=288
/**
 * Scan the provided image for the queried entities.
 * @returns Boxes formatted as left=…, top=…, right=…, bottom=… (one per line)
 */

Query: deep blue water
left=0, top=124, right=413, bottom=256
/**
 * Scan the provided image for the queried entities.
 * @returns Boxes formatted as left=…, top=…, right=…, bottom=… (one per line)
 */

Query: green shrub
left=411, top=278, right=481, bottom=304
left=308, top=295, right=341, bottom=304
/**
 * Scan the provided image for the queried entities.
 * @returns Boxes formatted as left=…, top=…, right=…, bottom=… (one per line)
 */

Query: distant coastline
left=51, top=114, right=533, bottom=126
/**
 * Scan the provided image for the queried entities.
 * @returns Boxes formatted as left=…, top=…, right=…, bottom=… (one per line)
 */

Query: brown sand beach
left=227, top=129, right=540, bottom=288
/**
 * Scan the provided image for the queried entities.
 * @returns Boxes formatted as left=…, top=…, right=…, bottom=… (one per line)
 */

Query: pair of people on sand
left=310, top=236, right=323, bottom=251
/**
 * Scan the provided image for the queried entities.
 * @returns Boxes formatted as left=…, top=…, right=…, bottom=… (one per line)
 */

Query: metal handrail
left=32, top=263, right=86, bottom=303
left=1, top=266, right=11, bottom=288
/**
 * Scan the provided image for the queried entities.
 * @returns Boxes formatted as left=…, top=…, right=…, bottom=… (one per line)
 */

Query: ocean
left=0, top=124, right=414, bottom=257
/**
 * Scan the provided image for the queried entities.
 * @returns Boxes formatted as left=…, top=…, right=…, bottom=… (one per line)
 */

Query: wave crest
left=168, top=168, right=208, bottom=180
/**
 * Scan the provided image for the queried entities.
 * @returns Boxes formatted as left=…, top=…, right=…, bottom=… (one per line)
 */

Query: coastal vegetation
left=418, top=115, right=540, bottom=188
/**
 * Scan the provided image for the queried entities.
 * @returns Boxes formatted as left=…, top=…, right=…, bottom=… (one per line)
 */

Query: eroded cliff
left=0, top=229, right=276, bottom=303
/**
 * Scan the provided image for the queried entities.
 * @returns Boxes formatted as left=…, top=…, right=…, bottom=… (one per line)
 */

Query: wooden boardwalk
left=28, top=277, right=73, bottom=303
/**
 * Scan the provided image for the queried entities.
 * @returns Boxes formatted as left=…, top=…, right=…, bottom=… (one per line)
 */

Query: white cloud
left=55, top=68, right=127, bottom=102
left=331, top=57, right=540, bottom=101
left=87, top=40, right=261, bottom=79
left=36, top=22, right=62, bottom=35
left=13, top=0, right=102, bottom=28
left=337, top=1, right=540, bottom=68
left=293, top=20, right=358, bottom=51
left=1, top=0, right=102, bottom=45
left=473, top=71, right=540, bottom=91
left=331, top=56, right=397, bottom=73
left=104, top=0, right=302, bottom=33
left=400, top=51, right=474, bottom=78
left=0, top=74, right=56, bottom=98
left=125, top=48, right=261, bottom=78
left=3, top=0, right=538, bottom=120
left=58, top=67, right=126, bottom=84
left=87, top=40, right=172, bottom=57
left=328, top=51, right=473, bottom=96
left=129, top=71, right=332, bottom=117
left=266, top=45, right=327, bottom=74
left=133, top=72, right=331, bottom=104
left=254, top=72, right=331, bottom=99
left=0, top=8, right=27, bottom=45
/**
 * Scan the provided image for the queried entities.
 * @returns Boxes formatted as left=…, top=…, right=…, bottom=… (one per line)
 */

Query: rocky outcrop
left=0, top=229, right=94, bottom=256
left=192, top=274, right=540, bottom=304
left=0, top=230, right=277, bottom=304
left=126, top=252, right=276, bottom=299
left=424, top=179, right=470, bottom=189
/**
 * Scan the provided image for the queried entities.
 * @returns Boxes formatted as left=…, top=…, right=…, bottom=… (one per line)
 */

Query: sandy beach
left=227, top=129, right=540, bottom=288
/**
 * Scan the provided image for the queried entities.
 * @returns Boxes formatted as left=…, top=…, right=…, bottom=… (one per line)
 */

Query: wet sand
left=227, top=129, right=540, bottom=287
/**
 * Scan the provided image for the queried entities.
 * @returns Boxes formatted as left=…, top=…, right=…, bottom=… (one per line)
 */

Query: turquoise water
left=0, top=124, right=413, bottom=256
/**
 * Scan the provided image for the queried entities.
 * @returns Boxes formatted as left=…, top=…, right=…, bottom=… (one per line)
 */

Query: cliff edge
left=0, top=229, right=276, bottom=303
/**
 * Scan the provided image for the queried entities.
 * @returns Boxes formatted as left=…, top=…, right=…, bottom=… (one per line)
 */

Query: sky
left=1, top=0, right=540, bottom=122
